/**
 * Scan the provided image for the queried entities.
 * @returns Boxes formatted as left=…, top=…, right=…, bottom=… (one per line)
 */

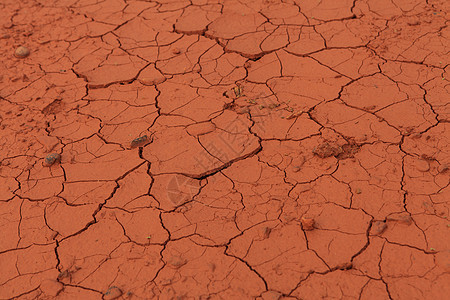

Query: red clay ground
left=0, top=0, right=449, bottom=299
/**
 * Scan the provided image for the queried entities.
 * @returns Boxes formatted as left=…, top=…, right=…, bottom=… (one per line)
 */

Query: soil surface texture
left=0, top=0, right=449, bottom=299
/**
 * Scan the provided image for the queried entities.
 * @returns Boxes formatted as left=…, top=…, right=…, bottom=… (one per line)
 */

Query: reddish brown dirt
left=0, top=0, right=449, bottom=299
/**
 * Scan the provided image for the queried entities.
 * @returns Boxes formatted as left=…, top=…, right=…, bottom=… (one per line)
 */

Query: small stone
left=40, top=279, right=63, bottom=297
left=172, top=48, right=181, bottom=54
left=104, top=286, right=122, bottom=300
left=301, top=217, right=315, bottom=231
left=371, top=221, right=387, bottom=235
left=130, top=135, right=150, bottom=149
left=43, top=153, right=61, bottom=167
left=14, top=46, right=30, bottom=58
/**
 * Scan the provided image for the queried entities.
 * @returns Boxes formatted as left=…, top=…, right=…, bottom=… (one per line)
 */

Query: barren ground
left=0, top=0, right=449, bottom=299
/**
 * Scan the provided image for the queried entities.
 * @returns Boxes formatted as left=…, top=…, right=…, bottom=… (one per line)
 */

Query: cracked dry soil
left=0, top=0, right=449, bottom=299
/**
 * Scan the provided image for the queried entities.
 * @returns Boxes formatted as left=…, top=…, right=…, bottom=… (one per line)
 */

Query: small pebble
left=130, top=135, right=150, bottom=149
left=104, top=286, right=122, bottom=300
left=43, top=153, right=61, bottom=167
left=14, top=46, right=30, bottom=58
left=301, top=217, right=315, bottom=231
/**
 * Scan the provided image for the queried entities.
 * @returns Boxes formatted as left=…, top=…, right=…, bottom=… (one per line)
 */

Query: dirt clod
left=313, top=142, right=343, bottom=158
left=336, top=142, right=361, bottom=159
left=313, top=141, right=361, bottom=159
left=301, top=217, right=315, bottom=231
